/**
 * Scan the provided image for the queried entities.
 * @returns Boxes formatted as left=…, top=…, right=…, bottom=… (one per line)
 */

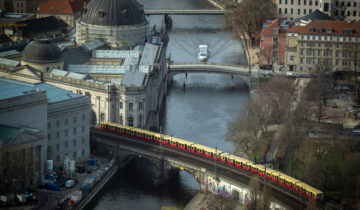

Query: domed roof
left=22, top=40, right=63, bottom=63
left=81, top=0, right=146, bottom=26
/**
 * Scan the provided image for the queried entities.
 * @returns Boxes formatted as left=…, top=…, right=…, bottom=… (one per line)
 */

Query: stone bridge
left=92, top=128, right=309, bottom=209
left=168, top=62, right=260, bottom=89
left=144, top=9, right=228, bottom=15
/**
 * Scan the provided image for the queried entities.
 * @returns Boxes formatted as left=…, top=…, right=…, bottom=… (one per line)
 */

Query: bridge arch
left=168, top=63, right=254, bottom=89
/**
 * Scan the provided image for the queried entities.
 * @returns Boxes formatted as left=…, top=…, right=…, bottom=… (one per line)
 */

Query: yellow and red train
left=100, top=121, right=324, bottom=201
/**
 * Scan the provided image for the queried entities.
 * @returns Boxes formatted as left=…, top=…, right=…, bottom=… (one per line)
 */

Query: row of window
left=300, top=57, right=353, bottom=66
left=300, top=48, right=358, bottom=57
left=278, top=0, right=319, bottom=6
left=300, top=35, right=359, bottom=42
left=48, top=126, right=86, bottom=141
left=48, top=115, right=86, bottom=129
left=119, top=101, right=143, bottom=111
left=55, top=150, right=87, bottom=163
left=279, top=8, right=314, bottom=15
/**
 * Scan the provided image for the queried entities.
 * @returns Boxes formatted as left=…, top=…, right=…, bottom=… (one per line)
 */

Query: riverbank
left=184, top=193, right=245, bottom=210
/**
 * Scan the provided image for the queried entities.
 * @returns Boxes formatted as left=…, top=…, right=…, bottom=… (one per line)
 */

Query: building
left=76, top=0, right=150, bottom=48
left=37, top=0, right=86, bottom=28
left=277, top=0, right=360, bottom=21
left=285, top=20, right=360, bottom=72
left=0, top=78, right=47, bottom=189
left=35, top=82, right=91, bottom=168
left=0, top=124, right=45, bottom=191
left=259, top=18, right=292, bottom=68
left=3, top=16, right=68, bottom=42
left=0, top=0, right=168, bottom=131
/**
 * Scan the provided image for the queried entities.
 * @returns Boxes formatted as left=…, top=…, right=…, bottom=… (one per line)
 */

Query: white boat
left=198, top=45, right=208, bottom=61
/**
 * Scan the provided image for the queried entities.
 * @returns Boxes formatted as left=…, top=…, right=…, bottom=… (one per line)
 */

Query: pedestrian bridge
left=144, top=9, right=228, bottom=15
left=168, top=62, right=257, bottom=88
left=92, top=127, right=313, bottom=209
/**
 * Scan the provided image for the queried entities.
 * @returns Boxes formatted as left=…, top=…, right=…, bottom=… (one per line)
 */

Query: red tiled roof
left=287, top=20, right=360, bottom=36
left=261, top=17, right=290, bottom=36
left=38, top=0, right=86, bottom=15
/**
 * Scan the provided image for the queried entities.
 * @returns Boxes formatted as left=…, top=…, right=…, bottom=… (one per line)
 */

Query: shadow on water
left=92, top=158, right=199, bottom=210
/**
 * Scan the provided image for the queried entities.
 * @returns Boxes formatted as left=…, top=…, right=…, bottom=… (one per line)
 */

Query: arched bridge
left=168, top=62, right=258, bottom=88
left=144, top=9, right=228, bottom=15
left=92, top=127, right=313, bottom=209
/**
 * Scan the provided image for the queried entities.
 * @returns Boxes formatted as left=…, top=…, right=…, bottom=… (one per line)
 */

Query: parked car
left=65, top=180, right=76, bottom=188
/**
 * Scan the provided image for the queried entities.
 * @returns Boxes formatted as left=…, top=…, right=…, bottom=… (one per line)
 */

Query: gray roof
left=68, top=64, right=129, bottom=74
left=121, top=70, right=145, bottom=87
left=0, top=78, right=38, bottom=100
left=94, top=49, right=140, bottom=59
left=22, top=39, right=63, bottom=64
left=49, top=69, right=87, bottom=80
left=80, top=39, right=108, bottom=53
left=81, top=0, right=146, bottom=26
left=0, top=124, right=22, bottom=147
left=139, top=43, right=158, bottom=71
left=34, top=83, right=82, bottom=104
left=63, top=48, right=89, bottom=68
left=295, top=9, right=335, bottom=22
left=0, top=50, right=19, bottom=57
left=0, top=57, right=20, bottom=67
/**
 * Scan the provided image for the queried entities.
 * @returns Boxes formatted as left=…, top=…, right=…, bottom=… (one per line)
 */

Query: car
left=353, top=125, right=360, bottom=133
left=65, top=180, right=76, bottom=188
left=198, top=45, right=208, bottom=61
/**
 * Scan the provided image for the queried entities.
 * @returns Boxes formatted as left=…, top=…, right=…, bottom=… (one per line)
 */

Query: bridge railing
left=170, top=62, right=249, bottom=69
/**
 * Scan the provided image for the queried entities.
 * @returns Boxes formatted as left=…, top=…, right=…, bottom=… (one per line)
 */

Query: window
left=309, top=0, right=312, bottom=5
left=304, top=9, right=306, bottom=15
left=309, top=9, right=312, bottom=13
left=82, top=150, right=85, bottom=157
left=291, top=0, right=293, bottom=4
left=56, top=131, right=60, bottom=139
left=65, top=119, right=68, bottom=125
left=73, top=117, right=77, bottom=123
left=304, top=0, right=306, bottom=5
left=65, top=141, right=68, bottom=149
left=120, top=102, right=123, bottom=109
left=73, top=140, right=77, bottom=147
left=325, top=43, right=332, bottom=47
left=315, top=0, right=318, bottom=6
left=317, top=42, right=321, bottom=47
left=56, top=155, right=60, bottom=163
left=279, top=8, right=282, bottom=14
left=347, top=11, right=350, bottom=16
left=324, top=3, right=329, bottom=12
left=318, top=49, right=321, bottom=56
left=73, top=128, right=77, bottom=135
left=128, top=116, right=133, bottom=127
left=336, top=50, right=340, bottom=57
left=290, top=56, right=295, bottom=61
left=336, top=59, right=339, bottom=65
left=285, top=8, right=287, bottom=14
left=279, top=0, right=282, bottom=4
left=82, top=137, right=85, bottom=144
left=291, top=8, right=293, bottom=14
left=120, top=115, right=123, bottom=124
left=73, top=151, right=77, bottom=159
left=298, top=9, right=300, bottom=14
left=56, top=144, right=59, bottom=151
left=65, top=129, right=68, bottom=137
left=298, top=0, right=300, bottom=4
left=56, top=120, right=59, bottom=127
left=48, top=134, right=51, bottom=141
left=82, top=126, right=85, bottom=133
left=300, top=58, right=304, bottom=63
left=139, top=102, right=143, bottom=110
left=300, top=49, right=304, bottom=55
left=82, top=114, right=85, bottom=120
left=285, top=0, right=287, bottom=4
left=129, top=102, right=133, bottom=111
left=48, top=122, right=51, bottom=129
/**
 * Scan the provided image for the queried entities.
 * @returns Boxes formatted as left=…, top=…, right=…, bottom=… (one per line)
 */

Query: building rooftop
left=261, top=17, right=292, bottom=36
left=294, top=9, right=335, bottom=23
left=34, top=82, right=82, bottom=103
left=121, top=70, right=145, bottom=87
left=0, top=78, right=38, bottom=100
left=62, top=47, right=89, bottom=68
left=38, top=0, right=86, bottom=15
left=287, top=20, right=360, bottom=36
left=0, top=124, right=22, bottom=147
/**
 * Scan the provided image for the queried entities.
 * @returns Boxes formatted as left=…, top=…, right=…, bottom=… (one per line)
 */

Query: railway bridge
left=168, top=62, right=260, bottom=89
left=92, top=128, right=309, bottom=209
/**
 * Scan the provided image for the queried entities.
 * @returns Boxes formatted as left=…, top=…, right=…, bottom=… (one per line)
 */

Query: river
left=93, top=0, right=249, bottom=209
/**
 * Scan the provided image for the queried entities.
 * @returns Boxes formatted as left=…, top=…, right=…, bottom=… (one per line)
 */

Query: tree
left=226, top=0, right=276, bottom=45
left=330, top=0, right=352, bottom=20
left=247, top=176, right=271, bottom=210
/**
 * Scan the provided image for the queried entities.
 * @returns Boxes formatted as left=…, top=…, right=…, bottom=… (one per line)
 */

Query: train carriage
left=98, top=121, right=324, bottom=201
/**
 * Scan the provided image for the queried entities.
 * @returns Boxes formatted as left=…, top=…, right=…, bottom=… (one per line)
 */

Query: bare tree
left=330, top=0, right=352, bottom=20
left=226, top=0, right=276, bottom=45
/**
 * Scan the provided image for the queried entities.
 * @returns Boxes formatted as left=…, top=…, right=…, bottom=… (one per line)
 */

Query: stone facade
left=285, top=20, right=360, bottom=72
left=277, top=0, right=360, bottom=21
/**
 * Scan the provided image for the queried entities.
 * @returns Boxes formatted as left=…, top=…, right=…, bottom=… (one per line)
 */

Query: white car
left=198, top=45, right=208, bottom=61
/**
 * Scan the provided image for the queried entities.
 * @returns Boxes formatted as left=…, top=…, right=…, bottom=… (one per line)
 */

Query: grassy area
left=249, top=131, right=275, bottom=162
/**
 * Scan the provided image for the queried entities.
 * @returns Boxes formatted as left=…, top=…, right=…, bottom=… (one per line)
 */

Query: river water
left=93, top=1, right=249, bottom=209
